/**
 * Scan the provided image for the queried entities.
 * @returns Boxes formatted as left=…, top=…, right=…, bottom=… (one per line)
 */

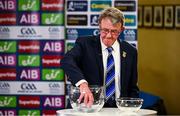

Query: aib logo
left=19, top=69, right=40, bottom=80
left=43, top=41, right=63, bottom=53
left=21, top=28, right=36, bottom=35
left=0, top=55, right=16, bottom=67
left=43, top=96, right=64, bottom=108
left=19, top=13, right=39, bottom=25
left=0, top=0, right=16, bottom=11
left=21, top=83, right=37, bottom=90
left=0, top=110, right=16, bottom=116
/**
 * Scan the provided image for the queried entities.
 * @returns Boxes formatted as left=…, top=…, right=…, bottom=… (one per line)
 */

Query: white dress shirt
left=100, top=38, right=121, bottom=99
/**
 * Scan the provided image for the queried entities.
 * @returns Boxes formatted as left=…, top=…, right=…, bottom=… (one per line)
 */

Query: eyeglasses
left=100, top=28, right=120, bottom=35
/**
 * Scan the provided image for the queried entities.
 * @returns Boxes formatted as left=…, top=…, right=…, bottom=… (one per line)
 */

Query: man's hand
left=78, top=82, right=94, bottom=107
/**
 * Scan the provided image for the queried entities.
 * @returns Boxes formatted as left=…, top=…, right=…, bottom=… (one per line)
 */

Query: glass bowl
left=69, top=85, right=105, bottom=113
left=116, top=97, right=143, bottom=112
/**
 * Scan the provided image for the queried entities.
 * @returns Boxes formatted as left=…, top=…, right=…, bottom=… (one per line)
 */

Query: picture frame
left=138, top=6, right=143, bottom=27
left=143, top=6, right=153, bottom=27
left=175, top=6, right=180, bottom=28
left=153, top=6, right=163, bottom=27
left=164, top=6, right=174, bottom=28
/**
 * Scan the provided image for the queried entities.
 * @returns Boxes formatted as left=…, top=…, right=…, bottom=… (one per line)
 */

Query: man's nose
left=106, top=31, right=112, bottom=38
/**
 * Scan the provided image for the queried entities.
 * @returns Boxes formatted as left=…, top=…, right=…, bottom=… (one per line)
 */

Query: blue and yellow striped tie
left=105, top=47, right=115, bottom=101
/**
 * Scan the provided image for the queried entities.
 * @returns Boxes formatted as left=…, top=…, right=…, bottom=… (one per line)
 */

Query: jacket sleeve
left=61, top=38, right=85, bottom=85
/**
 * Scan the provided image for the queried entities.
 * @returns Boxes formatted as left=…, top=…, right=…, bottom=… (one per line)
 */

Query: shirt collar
left=100, top=38, right=119, bottom=52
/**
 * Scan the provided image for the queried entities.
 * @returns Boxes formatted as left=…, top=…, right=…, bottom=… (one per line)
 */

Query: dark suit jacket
left=61, top=35, right=139, bottom=99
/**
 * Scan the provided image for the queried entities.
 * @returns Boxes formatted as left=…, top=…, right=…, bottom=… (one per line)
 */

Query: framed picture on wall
left=164, top=6, right=174, bottom=28
left=138, top=6, right=143, bottom=27
left=175, top=6, right=180, bottom=28
left=153, top=6, right=163, bottom=27
left=143, top=6, right=153, bottom=27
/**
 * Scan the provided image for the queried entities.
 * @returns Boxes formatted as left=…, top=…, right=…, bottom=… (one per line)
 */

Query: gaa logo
left=0, top=27, right=10, bottom=33
left=0, top=82, right=10, bottom=89
left=48, top=27, right=60, bottom=33
left=21, top=83, right=37, bottom=90
left=124, top=30, right=136, bottom=35
left=21, top=28, right=36, bottom=35
left=49, top=83, right=60, bottom=89
left=93, top=29, right=100, bottom=36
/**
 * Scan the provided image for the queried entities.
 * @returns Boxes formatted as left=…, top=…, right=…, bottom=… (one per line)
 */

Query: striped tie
left=105, top=47, right=115, bottom=101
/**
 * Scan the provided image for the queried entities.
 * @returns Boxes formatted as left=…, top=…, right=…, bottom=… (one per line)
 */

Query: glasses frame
left=100, top=28, right=120, bottom=35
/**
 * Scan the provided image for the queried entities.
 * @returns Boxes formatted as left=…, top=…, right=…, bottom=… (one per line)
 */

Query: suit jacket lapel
left=92, top=36, right=104, bottom=85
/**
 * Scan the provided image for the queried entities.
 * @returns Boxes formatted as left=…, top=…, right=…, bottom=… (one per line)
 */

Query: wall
left=138, top=0, right=180, bottom=114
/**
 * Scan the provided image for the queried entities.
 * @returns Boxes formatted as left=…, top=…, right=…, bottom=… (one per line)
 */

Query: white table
left=56, top=108, right=157, bottom=116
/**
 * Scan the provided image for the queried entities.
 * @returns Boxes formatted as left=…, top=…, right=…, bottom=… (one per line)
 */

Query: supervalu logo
left=42, top=0, right=64, bottom=11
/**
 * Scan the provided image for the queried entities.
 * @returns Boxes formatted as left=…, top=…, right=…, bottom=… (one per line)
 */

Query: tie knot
left=107, top=47, right=113, bottom=53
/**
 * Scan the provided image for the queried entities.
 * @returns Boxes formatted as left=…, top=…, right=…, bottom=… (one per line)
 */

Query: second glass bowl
left=116, top=97, right=143, bottom=112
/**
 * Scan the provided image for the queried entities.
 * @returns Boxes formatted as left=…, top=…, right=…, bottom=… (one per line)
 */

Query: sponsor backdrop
left=0, top=0, right=137, bottom=115
left=65, top=0, right=138, bottom=45
left=0, top=0, right=65, bottom=115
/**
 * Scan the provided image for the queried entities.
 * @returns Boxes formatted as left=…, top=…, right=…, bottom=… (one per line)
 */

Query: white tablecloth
left=56, top=108, right=157, bottom=116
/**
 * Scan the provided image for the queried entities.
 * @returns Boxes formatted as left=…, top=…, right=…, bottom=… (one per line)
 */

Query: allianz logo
left=0, top=82, right=10, bottom=89
left=21, top=0, right=36, bottom=10
left=0, top=27, right=10, bottom=33
left=21, top=83, right=37, bottom=90
left=21, top=28, right=36, bottom=35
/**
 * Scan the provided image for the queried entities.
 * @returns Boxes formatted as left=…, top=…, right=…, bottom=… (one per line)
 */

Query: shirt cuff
left=75, top=79, right=88, bottom=87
